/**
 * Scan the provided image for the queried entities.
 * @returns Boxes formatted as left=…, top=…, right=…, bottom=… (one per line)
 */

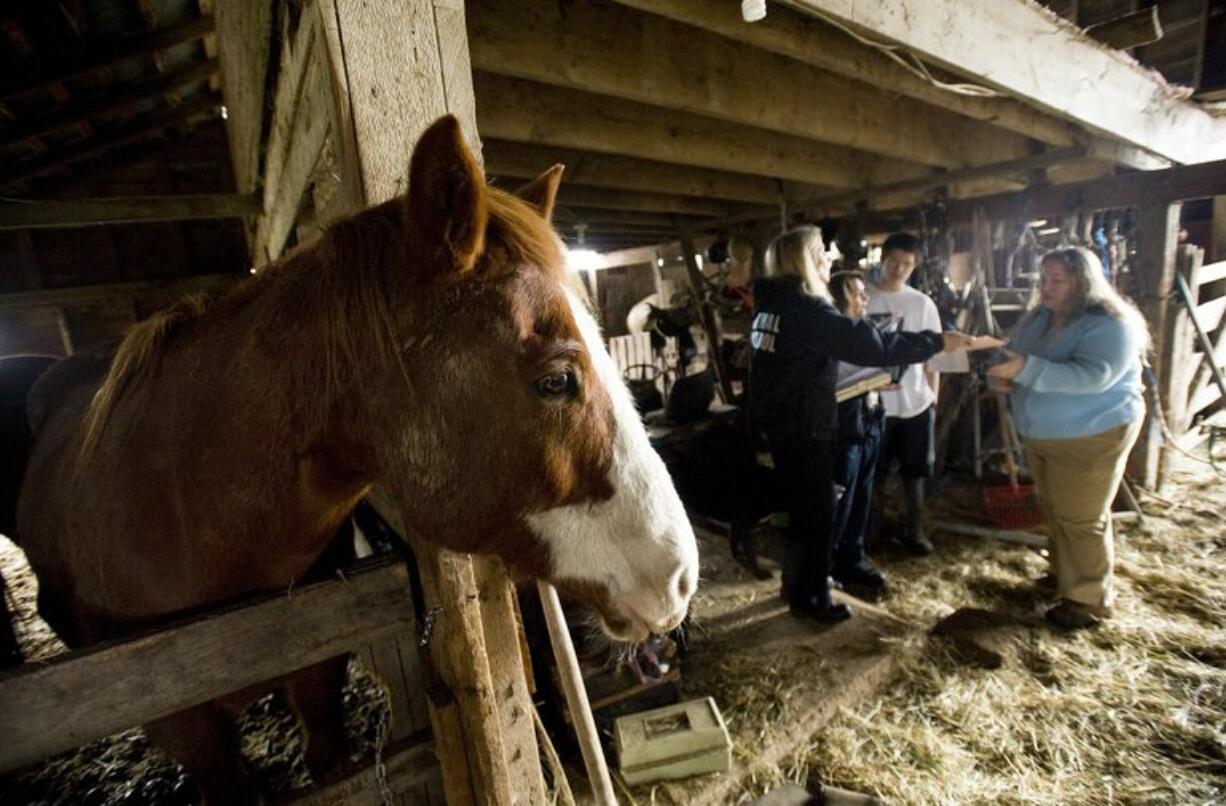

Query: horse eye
left=535, top=370, right=577, bottom=400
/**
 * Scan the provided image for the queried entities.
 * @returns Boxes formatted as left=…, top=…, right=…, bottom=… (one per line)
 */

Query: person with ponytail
left=750, top=226, right=972, bottom=622
left=988, top=247, right=1149, bottom=630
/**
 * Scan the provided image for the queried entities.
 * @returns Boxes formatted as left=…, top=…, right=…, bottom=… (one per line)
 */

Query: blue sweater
left=1010, top=309, right=1144, bottom=440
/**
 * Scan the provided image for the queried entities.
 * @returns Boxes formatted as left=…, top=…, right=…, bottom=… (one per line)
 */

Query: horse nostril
left=675, top=569, right=695, bottom=600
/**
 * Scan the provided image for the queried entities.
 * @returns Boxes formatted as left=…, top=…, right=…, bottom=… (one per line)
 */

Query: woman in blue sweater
left=988, top=247, right=1149, bottom=630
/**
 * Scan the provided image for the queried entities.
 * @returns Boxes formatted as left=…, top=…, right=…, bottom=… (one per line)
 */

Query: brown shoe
left=1045, top=600, right=1109, bottom=630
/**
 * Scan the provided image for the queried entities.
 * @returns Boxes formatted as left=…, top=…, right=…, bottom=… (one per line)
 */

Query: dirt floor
left=3, top=450, right=1224, bottom=805
left=614, top=451, right=1225, bottom=805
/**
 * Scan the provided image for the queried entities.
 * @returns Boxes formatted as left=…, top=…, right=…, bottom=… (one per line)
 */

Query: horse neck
left=147, top=249, right=389, bottom=542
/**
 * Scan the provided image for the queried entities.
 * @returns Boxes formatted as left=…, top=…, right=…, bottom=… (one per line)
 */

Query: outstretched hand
left=940, top=331, right=976, bottom=352
left=986, top=349, right=1026, bottom=381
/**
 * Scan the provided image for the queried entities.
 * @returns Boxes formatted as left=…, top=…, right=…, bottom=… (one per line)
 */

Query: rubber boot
left=898, top=478, right=934, bottom=555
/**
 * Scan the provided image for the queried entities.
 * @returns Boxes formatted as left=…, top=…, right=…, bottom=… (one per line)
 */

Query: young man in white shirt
left=866, top=233, right=946, bottom=555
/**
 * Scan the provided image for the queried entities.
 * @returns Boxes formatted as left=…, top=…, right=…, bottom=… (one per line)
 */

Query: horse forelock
left=481, top=187, right=567, bottom=280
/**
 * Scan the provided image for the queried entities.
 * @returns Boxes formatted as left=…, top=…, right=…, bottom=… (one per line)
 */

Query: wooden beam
left=0, top=59, right=219, bottom=151
left=0, top=193, right=259, bottom=229
left=548, top=185, right=752, bottom=217
left=253, top=10, right=329, bottom=264
left=782, top=0, right=1226, bottom=164
left=1191, top=0, right=1210, bottom=91
left=485, top=139, right=828, bottom=205
left=469, top=0, right=1032, bottom=170
left=213, top=1, right=273, bottom=197
left=854, top=158, right=1226, bottom=226
left=0, top=274, right=238, bottom=311
left=287, top=738, right=441, bottom=805
left=0, top=560, right=415, bottom=773
left=475, top=72, right=920, bottom=189
left=554, top=206, right=703, bottom=228
left=1, top=15, right=215, bottom=102
left=611, top=0, right=1166, bottom=172
left=0, top=94, right=220, bottom=190
left=1085, top=7, right=1163, bottom=49
left=702, top=146, right=1085, bottom=230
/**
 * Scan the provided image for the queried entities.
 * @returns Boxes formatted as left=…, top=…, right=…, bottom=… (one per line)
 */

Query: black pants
left=770, top=435, right=835, bottom=604
left=879, top=405, right=936, bottom=479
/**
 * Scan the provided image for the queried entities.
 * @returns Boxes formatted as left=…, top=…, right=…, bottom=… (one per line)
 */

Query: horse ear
left=515, top=164, right=564, bottom=222
left=406, top=115, right=488, bottom=274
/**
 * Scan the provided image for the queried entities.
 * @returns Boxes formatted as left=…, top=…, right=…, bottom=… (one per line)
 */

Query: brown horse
left=3, top=115, right=698, bottom=803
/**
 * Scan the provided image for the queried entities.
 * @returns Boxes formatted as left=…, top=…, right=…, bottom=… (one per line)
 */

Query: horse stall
left=4, top=1, right=1226, bottom=804
left=0, top=2, right=554, bottom=804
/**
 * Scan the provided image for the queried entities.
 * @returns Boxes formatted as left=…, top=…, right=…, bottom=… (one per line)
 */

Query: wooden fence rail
left=0, top=557, right=437, bottom=796
left=1183, top=256, right=1225, bottom=427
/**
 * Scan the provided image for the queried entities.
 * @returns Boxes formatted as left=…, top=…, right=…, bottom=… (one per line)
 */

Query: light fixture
left=568, top=248, right=601, bottom=272
left=1037, top=226, right=1061, bottom=236
left=741, top=0, right=766, bottom=22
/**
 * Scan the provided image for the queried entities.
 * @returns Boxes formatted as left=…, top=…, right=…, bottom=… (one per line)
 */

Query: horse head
left=356, top=116, right=698, bottom=642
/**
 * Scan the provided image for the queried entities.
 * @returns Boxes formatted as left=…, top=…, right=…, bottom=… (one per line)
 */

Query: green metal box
left=614, top=697, right=731, bottom=785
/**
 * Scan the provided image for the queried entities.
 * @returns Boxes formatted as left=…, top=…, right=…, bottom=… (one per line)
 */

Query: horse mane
left=76, top=181, right=567, bottom=466
left=79, top=293, right=212, bottom=462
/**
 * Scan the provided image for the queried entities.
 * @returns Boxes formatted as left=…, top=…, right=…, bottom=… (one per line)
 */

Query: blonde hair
left=1021, top=247, right=1151, bottom=355
left=765, top=226, right=828, bottom=300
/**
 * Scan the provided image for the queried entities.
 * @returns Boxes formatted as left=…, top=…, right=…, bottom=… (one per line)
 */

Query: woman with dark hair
left=988, top=247, right=1149, bottom=630
left=750, top=227, right=972, bottom=622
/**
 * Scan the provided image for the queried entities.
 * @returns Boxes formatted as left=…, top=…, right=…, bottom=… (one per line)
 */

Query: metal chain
left=373, top=702, right=394, bottom=806
left=417, top=605, right=444, bottom=648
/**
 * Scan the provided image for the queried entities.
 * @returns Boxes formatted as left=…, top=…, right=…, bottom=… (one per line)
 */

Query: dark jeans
left=769, top=436, right=835, bottom=604
left=833, top=419, right=883, bottom=572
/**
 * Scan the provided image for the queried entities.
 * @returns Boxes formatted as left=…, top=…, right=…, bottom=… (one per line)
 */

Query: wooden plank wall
left=0, top=561, right=432, bottom=777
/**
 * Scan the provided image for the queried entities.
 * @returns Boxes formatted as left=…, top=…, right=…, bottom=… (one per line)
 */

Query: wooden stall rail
left=0, top=558, right=442, bottom=800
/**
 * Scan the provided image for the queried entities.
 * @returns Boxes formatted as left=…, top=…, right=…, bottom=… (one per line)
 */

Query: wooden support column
left=316, top=1, right=546, bottom=802
left=1157, top=246, right=1204, bottom=487
left=1213, top=196, right=1226, bottom=263
left=677, top=219, right=734, bottom=403
left=1128, top=202, right=1182, bottom=489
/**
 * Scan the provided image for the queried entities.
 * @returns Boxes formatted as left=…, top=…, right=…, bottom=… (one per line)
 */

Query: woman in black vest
left=749, top=227, right=970, bottom=622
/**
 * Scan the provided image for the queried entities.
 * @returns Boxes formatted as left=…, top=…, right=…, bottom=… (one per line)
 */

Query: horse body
left=5, top=116, right=697, bottom=802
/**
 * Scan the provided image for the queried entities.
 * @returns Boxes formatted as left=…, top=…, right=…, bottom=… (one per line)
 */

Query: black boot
left=790, top=592, right=852, bottom=623
left=731, top=520, right=772, bottom=580
left=834, top=561, right=888, bottom=601
left=897, top=478, right=934, bottom=555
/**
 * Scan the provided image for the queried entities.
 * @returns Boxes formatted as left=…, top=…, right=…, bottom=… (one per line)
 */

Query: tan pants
left=1024, top=419, right=1143, bottom=610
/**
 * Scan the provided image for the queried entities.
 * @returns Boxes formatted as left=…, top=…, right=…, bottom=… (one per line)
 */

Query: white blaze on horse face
left=527, top=290, right=699, bottom=638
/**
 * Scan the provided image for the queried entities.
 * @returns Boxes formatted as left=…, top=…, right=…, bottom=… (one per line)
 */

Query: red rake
left=982, top=392, right=1045, bottom=529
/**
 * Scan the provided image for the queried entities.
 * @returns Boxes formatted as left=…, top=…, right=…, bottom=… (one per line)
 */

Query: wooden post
left=676, top=219, right=735, bottom=403
left=1213, top=196, right=1226, bottom=263
left=308, top=1, right=547, bottom=801
left=1157, top=246, right=1203, bottom=486
left=1128, top=202, right=1182, bottom=489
